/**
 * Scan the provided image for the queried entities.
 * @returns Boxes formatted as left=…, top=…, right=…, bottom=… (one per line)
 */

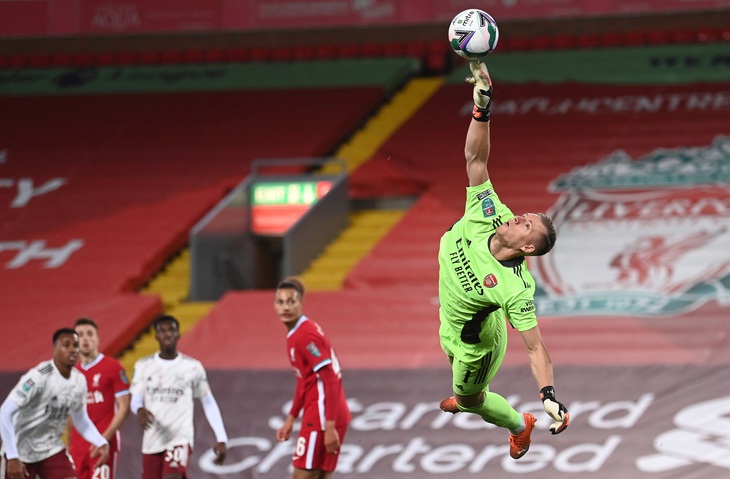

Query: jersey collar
left=488, top=234, right=525, bottom=267
left=154, top=351, right=181, bottom=363
left=80, top=352, right=105, bottom=371
left=286, top=315, right=308, bottom=338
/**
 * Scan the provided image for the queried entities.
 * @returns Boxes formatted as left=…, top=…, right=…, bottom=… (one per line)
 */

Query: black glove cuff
left=472, top=105, right=491, bottom=122
left=540, top=386, right=556, bottom=402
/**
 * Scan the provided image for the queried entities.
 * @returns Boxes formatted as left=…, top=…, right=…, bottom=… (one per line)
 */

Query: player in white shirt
left=130, top=315, right=228, bottom=479
left=0, top=328, right=109, bottom=479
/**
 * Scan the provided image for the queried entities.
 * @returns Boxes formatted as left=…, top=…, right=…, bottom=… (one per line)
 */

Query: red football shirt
left=286, top=316, right=350, bottom=428
left=70, top=353, right=130, bottom=448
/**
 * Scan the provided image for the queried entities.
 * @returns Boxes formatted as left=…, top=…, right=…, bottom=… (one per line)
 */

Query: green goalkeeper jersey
left=438, top=179, right=538, bottom=361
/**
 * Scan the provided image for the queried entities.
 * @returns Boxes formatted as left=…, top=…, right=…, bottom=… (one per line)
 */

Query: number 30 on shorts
left=164, top=445, right=190, bottom=466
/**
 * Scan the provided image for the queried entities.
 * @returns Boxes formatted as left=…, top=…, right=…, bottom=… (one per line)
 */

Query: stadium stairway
left=118, top=249, right=216, bottom=375
left=301, top=209, right=407, bottom=290
left=321, top=77, right=443, bottom=175
left=307, top=76, right=442, bottom=289
left=115, top=74, right=442, bottom=371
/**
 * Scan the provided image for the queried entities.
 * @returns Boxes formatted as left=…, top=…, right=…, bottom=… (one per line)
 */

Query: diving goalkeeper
left=437, top=60, right=570, bottom=460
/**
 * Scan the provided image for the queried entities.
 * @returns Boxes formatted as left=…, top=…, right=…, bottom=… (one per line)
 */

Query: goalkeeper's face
left=497, top=213, right=547, bottom=256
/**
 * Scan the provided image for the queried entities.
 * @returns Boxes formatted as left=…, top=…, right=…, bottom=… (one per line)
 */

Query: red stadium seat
left=160, top=50, right=182, bottom=64
left=427, top=40, right=448, bottom=55
left=600, top=32, right=623, bottom=47
left=29, top=54, right=50, bottom=68
left=576, top=33, right=599, bottom=49
left=182, top=49, right=204, bottom=63
left=405, top=41, right=426, bottom=59
left=72, top=53, right=95, bottom=67
left=553, top=34, right=576, bottom=49
left=426, top=51, right=447, bottom=73
left=338, top=44, right=360, bottom=59
left=695, top=28, right=719, bottom=43
left=228, top=47, right=250, bottom=62
left=424, top=40, right=448, bottom=73
left=671, top=29, right=695, bottom=44
left=360, top=43, right=384, bottom=58
left=117, top=51, right=139, bottom=65
left=315, top=44, right=338, bottom=60
left=294, top=45, right=315, bottom=60
left=271, top=47, right=294, bottom=61
left=646, top=30, right=670, bottom=45
left=204, top=48, right=227, bottom=63
left=139, top=51, right=160, bottom=65
left=383, top=42, right=405, bottom=57
left=503, top=36, right=530, bottom=51
left=623, top=31, right=645, bottom=46
left=9, top=54, right=30, bottom=68
left=95, top=52, right=118, bottom=66
left=249, top=47, right=270, bottom=62
left=530, top=36, right=552, bottom=50
left=51, top=53, right=72, bottom=67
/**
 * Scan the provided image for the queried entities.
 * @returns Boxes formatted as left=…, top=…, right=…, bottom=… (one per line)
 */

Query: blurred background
left=1, top=0, right=730, bottom=477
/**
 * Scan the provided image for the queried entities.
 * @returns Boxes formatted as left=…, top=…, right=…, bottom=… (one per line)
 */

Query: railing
left=1, top=26, right=727, bottom=74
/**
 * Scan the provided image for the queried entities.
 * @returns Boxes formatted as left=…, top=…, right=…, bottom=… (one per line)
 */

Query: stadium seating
left=177, top=75, right=730, bottom=369
left=0, top=65, right=396, bottom=371
left=2, top=33, right=729, bottom=479
left=1, top=25, right=726, bottom=73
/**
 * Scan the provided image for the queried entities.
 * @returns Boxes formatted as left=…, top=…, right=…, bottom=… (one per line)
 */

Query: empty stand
left=0, top=62, right=399, bottom=371
left=2, top=25, right=726, bottom=73
left=173, top=72, right=730, bottom=370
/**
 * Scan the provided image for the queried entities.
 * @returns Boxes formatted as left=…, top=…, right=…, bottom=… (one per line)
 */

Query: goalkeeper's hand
left=466, top=61, right=493, bottom=110
left=540, top=386, right=570, bottom=435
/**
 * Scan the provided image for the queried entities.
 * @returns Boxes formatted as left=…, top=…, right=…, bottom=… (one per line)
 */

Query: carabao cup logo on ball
left=448, top=9, right=499, bottom=60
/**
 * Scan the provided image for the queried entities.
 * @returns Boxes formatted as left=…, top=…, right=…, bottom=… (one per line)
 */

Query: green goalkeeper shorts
left=440, top=322, right=508, bottom=396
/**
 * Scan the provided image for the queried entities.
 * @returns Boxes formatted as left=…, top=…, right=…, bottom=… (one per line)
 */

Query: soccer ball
left=448, top=9, right=499, bottom=60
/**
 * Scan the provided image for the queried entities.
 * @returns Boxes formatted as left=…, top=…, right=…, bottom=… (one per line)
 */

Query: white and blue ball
left=448, top=9, right=499, bottom=60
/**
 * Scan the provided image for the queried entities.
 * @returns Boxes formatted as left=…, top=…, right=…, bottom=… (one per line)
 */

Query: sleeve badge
left=306, top=342, right=322, bottom=357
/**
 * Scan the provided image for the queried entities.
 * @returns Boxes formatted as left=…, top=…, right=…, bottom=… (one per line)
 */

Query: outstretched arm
left=519, top=326, right=570, bottom=434
left=518, top=326, right=554, bottom=388
left=466, top=120, right=491, bottom=186
left=465, top=61, right=493, bottom=187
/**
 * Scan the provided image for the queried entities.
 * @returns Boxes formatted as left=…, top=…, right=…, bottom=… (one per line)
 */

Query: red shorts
left=292, top=422, right=348, bottom=472
left=142, top=445, right=191, bottom=479
left=3, top=450, right=76, bottom=479
left=69, top=439, right=119, bottom=479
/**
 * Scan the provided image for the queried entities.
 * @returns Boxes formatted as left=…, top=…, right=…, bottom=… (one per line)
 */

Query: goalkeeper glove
left=466, top=61, right=493, bottom=122
left=540, top=386, right=570, bottom=435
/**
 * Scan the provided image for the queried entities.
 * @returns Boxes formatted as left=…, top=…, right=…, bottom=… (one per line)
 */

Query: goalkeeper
left=437, top=60, right=569, bottom=460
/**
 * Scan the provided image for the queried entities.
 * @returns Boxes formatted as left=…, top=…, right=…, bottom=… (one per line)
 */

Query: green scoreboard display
left=250, top=180, right=333, bottom=235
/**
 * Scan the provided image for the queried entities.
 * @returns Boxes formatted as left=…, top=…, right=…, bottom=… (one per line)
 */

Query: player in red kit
left=274, top=277, right=351, bottom=479
left=69, top=318, right=130, bottom=479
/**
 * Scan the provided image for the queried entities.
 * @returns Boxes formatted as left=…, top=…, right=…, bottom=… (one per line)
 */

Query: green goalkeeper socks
left=457, top=391, right=525, bottom=433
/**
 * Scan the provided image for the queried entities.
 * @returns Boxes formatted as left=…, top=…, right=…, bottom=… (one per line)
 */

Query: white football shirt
left=2, top=360, right=87, bottom=463
left=130, top=352, right=212, bottom=454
